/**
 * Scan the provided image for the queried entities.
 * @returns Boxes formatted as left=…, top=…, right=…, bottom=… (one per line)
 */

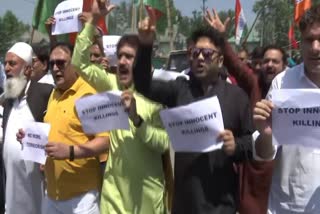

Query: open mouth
left=196, top=63, right=205, bottom=72
left=266, top=69, right=276, bottom=75
left=54, top=73, right=64, bottom=80
left=6, top=74, right=13, bottom=79
left=118, top=68, right=129, bottom=76
left=309, top=57, right=320, bottom=61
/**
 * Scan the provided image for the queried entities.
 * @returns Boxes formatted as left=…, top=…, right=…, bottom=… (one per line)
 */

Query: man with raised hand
left=132, top=9, right=253, bottom=214
left=71, top=1, right=170, bottom=213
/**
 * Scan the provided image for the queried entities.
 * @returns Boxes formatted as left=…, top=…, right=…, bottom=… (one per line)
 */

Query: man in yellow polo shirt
left=43, top=42, right=109, bottom=214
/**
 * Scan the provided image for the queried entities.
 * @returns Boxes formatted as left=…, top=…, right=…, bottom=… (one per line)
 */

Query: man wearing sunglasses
left=132, top=15, right=253, bottom=213
left=1, top=42, right=53, bottom=214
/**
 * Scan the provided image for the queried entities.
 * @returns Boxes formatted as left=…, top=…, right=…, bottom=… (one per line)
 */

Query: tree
left=177, top=9, right=235, bottom=39
left=252, top=0, right=320, bottom=49
left=253, top=0, right=292, bottom=48
left=0, top=11, right=30, bottom=58
left=217, top=9, right=235, bottom=39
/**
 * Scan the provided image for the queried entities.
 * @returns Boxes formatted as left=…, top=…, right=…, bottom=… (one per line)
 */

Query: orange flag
left=288, top=24, right=299, bottom=49
left=294, top=0, right=312, bottom=23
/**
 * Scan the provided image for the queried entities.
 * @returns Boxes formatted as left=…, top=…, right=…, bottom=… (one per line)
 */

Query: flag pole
left=165, top=0, right=174, bottom=51
left=131, top=0, right=136, bottom=32
left=29, top=27, right=35, bottom=45
left=139, top=0, right=143, bottom=22
left=241, top=0, right=272, bottom=47
left=241, top=9, right=261, bottom=47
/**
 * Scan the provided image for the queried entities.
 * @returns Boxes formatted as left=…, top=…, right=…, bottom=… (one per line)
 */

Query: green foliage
left=0, top=11, right=30, bottom=59
left=178, top=9, right=235, bottom=39
left=253, top=0, right=295, bottom=48
left=217, top=9, right=235, bottom=39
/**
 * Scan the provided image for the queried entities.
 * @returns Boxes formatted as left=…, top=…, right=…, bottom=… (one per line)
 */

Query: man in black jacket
left=133, top=18, right=253, bottom=214
left=1, top=42, right=53, bottom=214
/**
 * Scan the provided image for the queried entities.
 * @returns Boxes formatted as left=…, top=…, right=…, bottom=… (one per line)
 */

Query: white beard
left=4, top=69, right=28, bottom=99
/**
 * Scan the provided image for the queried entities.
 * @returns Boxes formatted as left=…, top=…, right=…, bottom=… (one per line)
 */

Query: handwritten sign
left=160, top=96, right=224, bottom=152
left=102, top=35, right=121, bottom=66
left=75, top=91, right=129, bottom=134
left=271, top=89, right=320, bottom=148
left=21, top=122, right=51, bottom=164
left=52, top=0, right=83, bottom=35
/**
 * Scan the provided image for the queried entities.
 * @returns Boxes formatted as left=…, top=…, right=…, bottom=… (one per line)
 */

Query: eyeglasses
left=191, top=48, right=220, bottom=60
left=49, top=59, right=67, bottom=70
left=90, top=53, right=102, bottom=58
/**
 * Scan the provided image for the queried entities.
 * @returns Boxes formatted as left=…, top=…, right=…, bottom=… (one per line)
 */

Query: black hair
left=299, top=4, right=320, bottom=33
left=50, top=42, right=74, bottom=56
left=191, top=26, right=225, bottom=54
left=32, top=44, right=49, bottom=64
left=262, top=44, right=287, bottom=65
left=250, top=46, right=264, bottom=60
left=116, top=34, right=140, bottom=55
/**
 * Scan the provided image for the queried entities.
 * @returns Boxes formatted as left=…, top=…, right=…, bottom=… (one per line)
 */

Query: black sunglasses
left=191, top=48, right=219, bottom=60
left=90, top=53, right=101, bottom=58
left=49, top=59, right=67, bottom=70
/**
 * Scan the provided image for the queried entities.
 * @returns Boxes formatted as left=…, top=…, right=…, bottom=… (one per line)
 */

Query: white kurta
left=3, top=95, right=45, bottom=214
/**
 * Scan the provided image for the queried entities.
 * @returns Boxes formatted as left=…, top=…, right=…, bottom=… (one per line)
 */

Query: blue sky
left=0, top=0, right=257, bottom=25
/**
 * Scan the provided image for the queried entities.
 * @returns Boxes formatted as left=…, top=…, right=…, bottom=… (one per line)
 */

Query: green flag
left=143, top=0, right=166, bottom=21
left=32, top=0, right=64, bottom=34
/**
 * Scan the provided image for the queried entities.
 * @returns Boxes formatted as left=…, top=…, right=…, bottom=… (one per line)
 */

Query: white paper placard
left=102, top=35, right=121, bottom=66
left=271, top=89, right=320, bottom=148
left=75, top=91, right=129, bottom=134
left=52, top=0, right=83, bottom=35
left=160, top=96, right=224, bottom=152
left=21, top=122, right=51, bottom=164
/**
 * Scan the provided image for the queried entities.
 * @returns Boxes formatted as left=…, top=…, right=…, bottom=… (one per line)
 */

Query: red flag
left=294, top=0, right=312, bottom=23
left=288, top=24, right=298, bottom=49
left=69, top=0, right=108, bottom=44
left=143, top=0, right=165, bottom=22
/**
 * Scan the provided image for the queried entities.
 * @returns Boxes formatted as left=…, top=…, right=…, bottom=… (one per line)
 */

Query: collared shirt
left=259, top=63, right=320, bottom=213
left=44, top=77, right=109, bottom=200
left=3, top=81, right=44, bottom=214
left=72, top=23, right=169, bottom=214
left=38, top=72, right=55, bottom=85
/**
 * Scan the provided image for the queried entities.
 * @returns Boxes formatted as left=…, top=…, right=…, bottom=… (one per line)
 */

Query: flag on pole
left=235, top=0, right=247, bottom=45
left=32, top=0, right=108, bottom=44
left=294, top=0, right=312, bottom=23
left=82, top=0, right=108, bottom=34
left=32, top=0, right=64, bottom=34
left=139, top=0, right=166, bottom=21
left=288, top=24, right=298, bottom=49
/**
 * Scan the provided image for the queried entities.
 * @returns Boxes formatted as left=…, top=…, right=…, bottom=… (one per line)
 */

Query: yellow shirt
left=44, top=77, right=109, bottom=200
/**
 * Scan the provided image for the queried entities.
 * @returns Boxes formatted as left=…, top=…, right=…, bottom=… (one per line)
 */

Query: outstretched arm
left=205, top=8, right=261, bottom=107
left=133, top=16, right=178, bottom=107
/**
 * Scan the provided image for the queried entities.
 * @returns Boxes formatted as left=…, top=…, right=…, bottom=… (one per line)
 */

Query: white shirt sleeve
left=252, top=131, right=278, bottom=161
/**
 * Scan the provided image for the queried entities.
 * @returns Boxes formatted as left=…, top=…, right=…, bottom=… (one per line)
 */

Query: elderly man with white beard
left=1, top=42, right=53, bottom=214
